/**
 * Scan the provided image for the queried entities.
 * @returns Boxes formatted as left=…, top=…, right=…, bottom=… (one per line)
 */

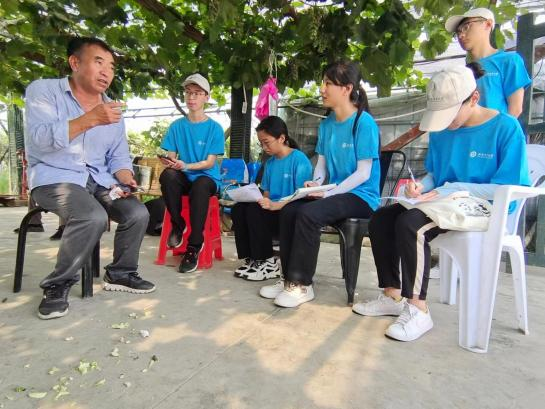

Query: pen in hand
left=407, top=166, right=417, bottom=185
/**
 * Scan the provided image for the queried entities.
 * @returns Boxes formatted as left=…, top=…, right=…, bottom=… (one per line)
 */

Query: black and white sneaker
left=179, top=245, right=202, bottom=273
left=167, top=223, right=187, bottom=248
left=38, top=284, right=71, bottom=320
left=103, top=271, right=156, bottom=294
left=234, top=258, right=254, bottom=278
left=244, top=257, right=281, bottom=281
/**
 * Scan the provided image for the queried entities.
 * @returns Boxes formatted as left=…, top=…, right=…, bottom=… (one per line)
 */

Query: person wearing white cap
left=352, top=65, right=530, bottom=342
left=158, top=73, right=225, bottom=274
left=445, top=7, right=531, bottom=118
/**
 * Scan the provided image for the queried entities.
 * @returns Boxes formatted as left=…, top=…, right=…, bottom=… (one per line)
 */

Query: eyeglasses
left=455, top=19, right=487, bottom=37
left=183, top=90, right=206, bottom=98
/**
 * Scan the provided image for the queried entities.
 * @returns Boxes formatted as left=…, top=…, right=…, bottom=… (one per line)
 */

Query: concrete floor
left=1, top=207, right=545, bottom=409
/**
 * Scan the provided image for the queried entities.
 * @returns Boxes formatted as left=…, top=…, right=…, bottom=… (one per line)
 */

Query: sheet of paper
left=226, top=183, right=263, bottom=202
left=382, top=195, right=424, bottom=205
left=279, top=184, right=337, bottom=202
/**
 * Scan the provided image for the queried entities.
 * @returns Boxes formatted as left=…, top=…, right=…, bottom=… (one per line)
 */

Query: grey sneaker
left=38, top=284, right=71, bottom=319
left=103, top=272, right=156, bottom=294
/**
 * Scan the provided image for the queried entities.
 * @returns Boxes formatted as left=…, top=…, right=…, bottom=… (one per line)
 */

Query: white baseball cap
left=182, top=73, right=210, bottom=94
left=419, top=66, right=477, bottom=132
left=445, top=8, right=495, bottom=33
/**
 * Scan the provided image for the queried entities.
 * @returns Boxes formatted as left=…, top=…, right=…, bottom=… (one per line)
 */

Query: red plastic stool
left=155, top=196, right=223, bottom=269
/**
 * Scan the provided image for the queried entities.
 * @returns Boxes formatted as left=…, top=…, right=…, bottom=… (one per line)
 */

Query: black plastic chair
left=328, top=150, right=407, bottom=305
left=13, top=206, right=100, bottom=298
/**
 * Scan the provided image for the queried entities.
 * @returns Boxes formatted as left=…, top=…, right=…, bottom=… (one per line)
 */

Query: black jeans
left=279, top=193, right=373, bottom=286
left=368, top=204, right=446, bottom=300
left=231, top=202, right=279, bottom=261
left=159, top=169, right=217, bottom=247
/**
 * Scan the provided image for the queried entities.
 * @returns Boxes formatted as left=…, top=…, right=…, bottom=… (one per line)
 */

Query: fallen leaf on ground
left=111, top=322, right=129, bottom=329
left=94, top=379, right=106, bottom=387
left=13, top=386, right=26, bottom=392
left=76, top=360, right=99, bottom=375
left=139, top=330, right=150, bottom=338
left=28, top=391, right=47, bottom=399
left=110, top=348, right=120, bottom=357
left=123, top=382, right=131, bottom=388
left=64, top=337, right=74, bottom=341
left=128, top=313, right=138, bottom=319
left=48, top=367, right=60, bottom=375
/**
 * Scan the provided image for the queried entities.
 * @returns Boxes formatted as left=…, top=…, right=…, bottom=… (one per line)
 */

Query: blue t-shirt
left=261, top=149, right=312, bottom=201
left=160, top=117, right=225, bottom=187
left=477, top=50, right=531, bottom=113
left=425, top=113, right=530, bottom=189
left=316, top=111, right=381, bottom=210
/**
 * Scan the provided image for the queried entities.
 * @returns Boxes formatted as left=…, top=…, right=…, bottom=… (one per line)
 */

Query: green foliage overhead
left=0, top=0, right=521, bottom=105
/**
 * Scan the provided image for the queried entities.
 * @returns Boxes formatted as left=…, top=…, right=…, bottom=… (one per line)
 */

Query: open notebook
left=279, top=184, right=337, bottom=202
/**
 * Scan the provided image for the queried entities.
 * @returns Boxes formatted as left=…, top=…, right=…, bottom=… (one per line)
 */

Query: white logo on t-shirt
left=342, top=142, right=354, bottom=149
left=283, top=173, right=290, bottom=178
left=469, top=151, right=494, bottom=159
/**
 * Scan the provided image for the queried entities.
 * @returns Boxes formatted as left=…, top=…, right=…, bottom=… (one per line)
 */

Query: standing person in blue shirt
left=158, top=73, right=224, bottom=273
left=232, top=116, right=312, bottom=281
left=26, top=37, right=155, bottom=320
left=260, top=61, right=381, bottom=308
left=445, top=7, right=531, bottom=117
left=353, top=65, right=530, bottom=342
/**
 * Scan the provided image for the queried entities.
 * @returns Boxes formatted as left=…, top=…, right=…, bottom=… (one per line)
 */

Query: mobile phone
left=157, top=154, right=174, bottom=162
left=119, top=183, right=145, bottom=193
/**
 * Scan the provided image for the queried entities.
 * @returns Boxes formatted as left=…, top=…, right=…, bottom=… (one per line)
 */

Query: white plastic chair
left=431, top=144, right=545, bottom=353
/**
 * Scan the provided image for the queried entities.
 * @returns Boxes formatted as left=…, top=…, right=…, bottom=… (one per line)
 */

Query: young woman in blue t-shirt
left=260, top=61, right=381, bottom=307
left=353, top=65, right=530, bottom=342
left=232, top=116, right=312, bottom=281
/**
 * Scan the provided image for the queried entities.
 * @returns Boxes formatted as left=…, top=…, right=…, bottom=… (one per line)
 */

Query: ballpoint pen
left=407, top=166, right=417, bottom=185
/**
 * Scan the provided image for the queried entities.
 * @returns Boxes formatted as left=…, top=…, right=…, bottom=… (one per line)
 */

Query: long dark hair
left=255, top=116, right=299, bottom=149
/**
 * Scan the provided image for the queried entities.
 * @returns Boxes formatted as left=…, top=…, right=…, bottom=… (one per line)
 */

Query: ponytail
left=466, top=61, right=485, bottom=80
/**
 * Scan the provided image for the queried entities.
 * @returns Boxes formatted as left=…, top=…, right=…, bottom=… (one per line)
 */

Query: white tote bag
left=399, top=191, right=492, bottom=231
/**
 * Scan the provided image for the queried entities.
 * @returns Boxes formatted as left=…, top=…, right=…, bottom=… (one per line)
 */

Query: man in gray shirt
left=25, top=37, right=155, bottom=320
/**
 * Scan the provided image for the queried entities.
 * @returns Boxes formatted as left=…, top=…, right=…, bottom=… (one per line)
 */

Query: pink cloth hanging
left=255, top=77, right=279, bottom=120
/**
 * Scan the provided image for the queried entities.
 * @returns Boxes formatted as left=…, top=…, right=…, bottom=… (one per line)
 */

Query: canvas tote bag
left=399, top=191, right=492, bottom=231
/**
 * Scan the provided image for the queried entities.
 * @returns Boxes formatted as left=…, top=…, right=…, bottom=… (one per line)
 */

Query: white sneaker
left=385, top=303, right=433, bottom=342
left=234, top=258, right=254, bottom=278
left=244, top=257, right=281, bottom=281
left=259, top=278, right=284, bottom=299
left=352, top=294, right=405, bottom=317
left=274, top=282, right=315, bottom=308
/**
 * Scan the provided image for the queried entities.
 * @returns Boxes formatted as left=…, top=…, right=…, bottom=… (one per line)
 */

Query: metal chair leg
left=13, top=207, right=47, bottom=293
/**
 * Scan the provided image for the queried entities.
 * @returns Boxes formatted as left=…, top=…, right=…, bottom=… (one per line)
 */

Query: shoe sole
left=274, top=292, right=315, bottom=308
left=259, top=290, right=283, bottom=299
left=351, top=309, right=402, bottom=317
left=384, top=322, right=434, bottom=342
left=243, top=270, right=281, bottom=281
left=38, top=308, right=68, bottom=320
left=103, top=282, right=156, bottom=294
